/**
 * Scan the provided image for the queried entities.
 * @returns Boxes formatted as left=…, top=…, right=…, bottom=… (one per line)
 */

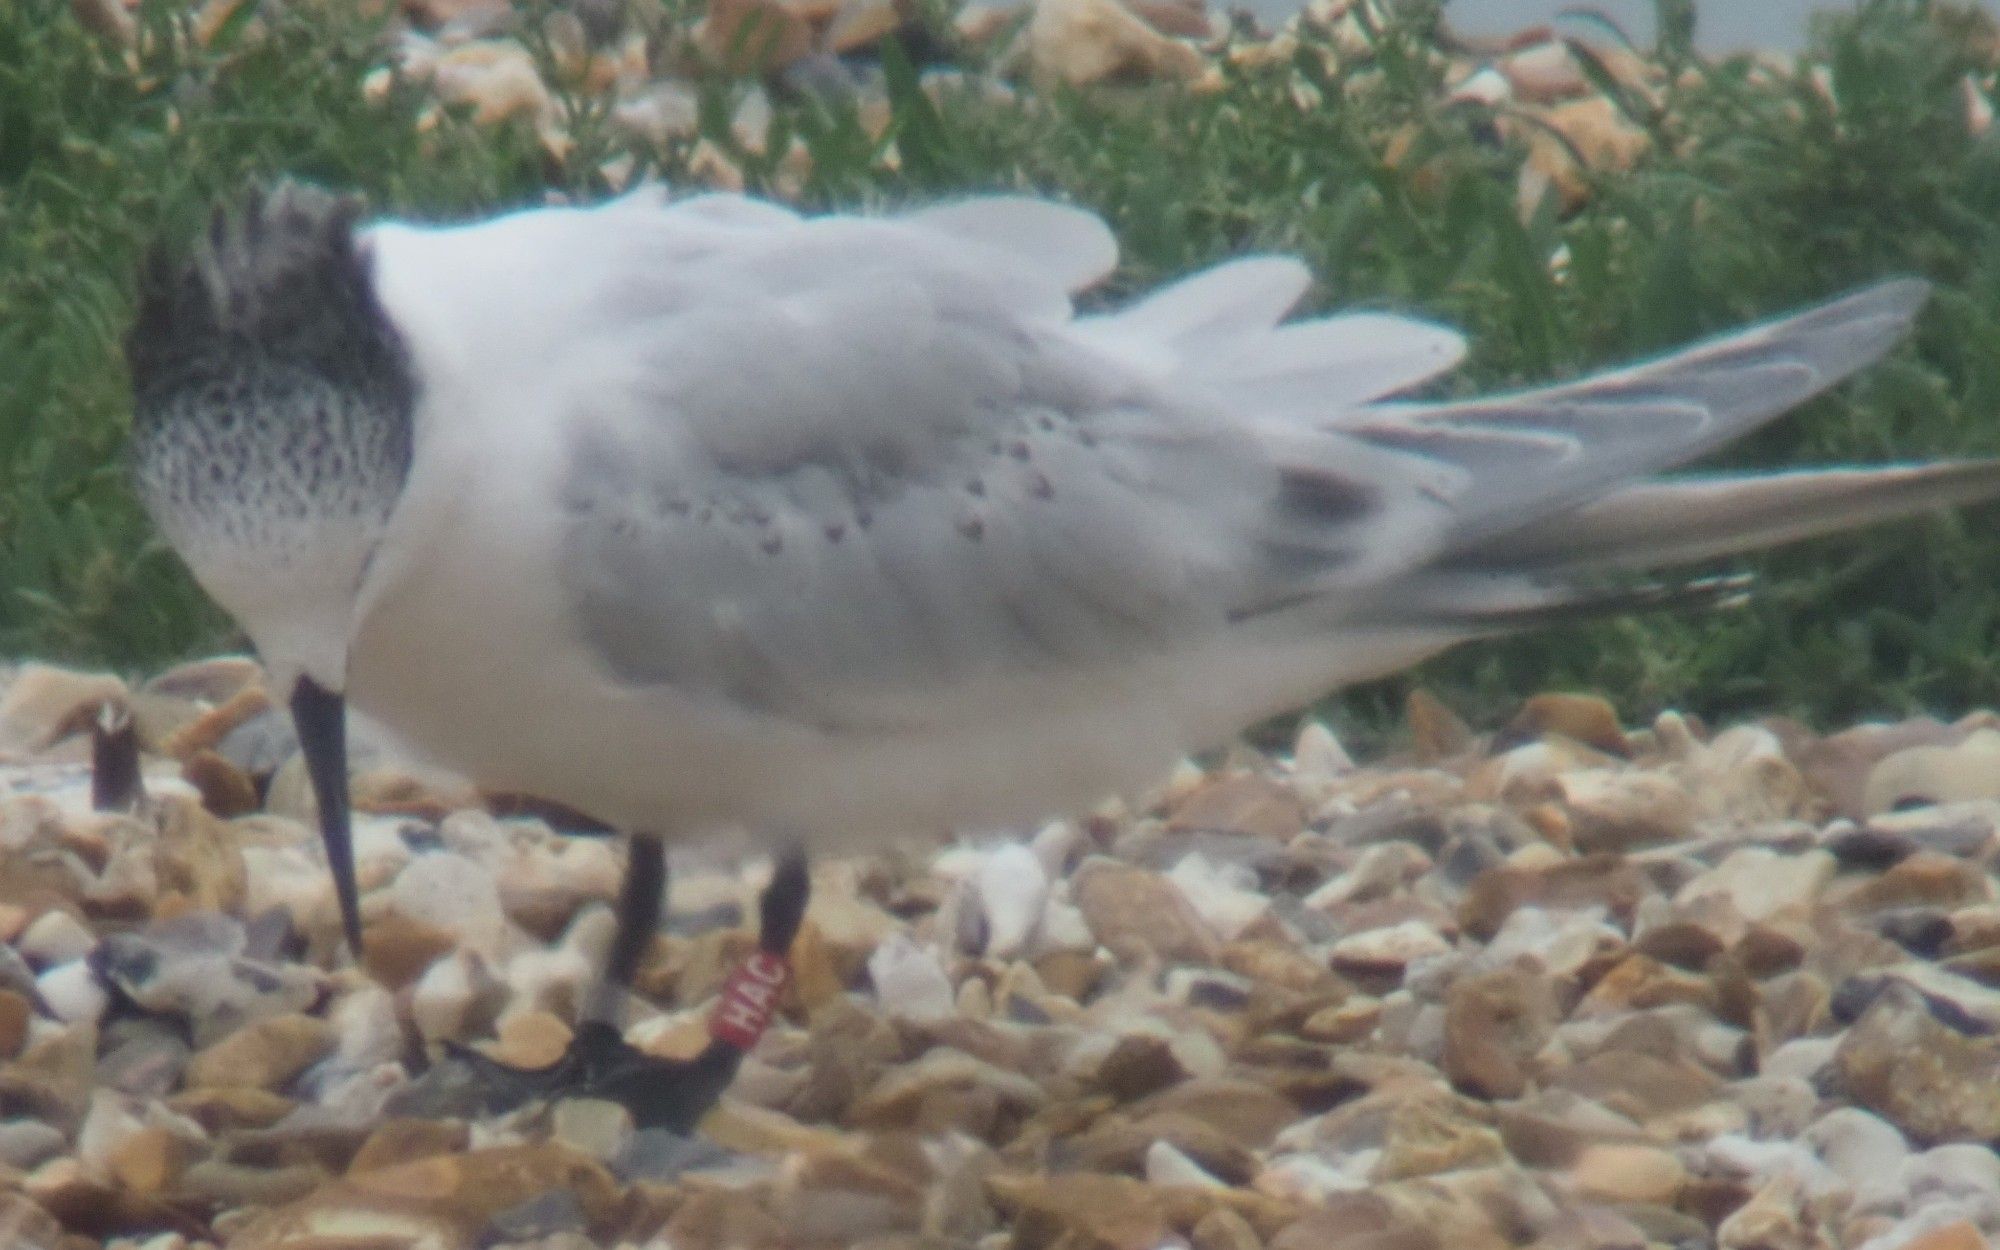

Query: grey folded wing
left=553, top=260, right=1449, bottom=729
left=547, top=197, right=1935, bottom=728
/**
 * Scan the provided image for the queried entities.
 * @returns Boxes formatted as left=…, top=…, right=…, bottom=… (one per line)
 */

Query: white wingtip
left=904, top=196, right=1119, bottom=294
left=1107, top=255, right=1315, bottom=344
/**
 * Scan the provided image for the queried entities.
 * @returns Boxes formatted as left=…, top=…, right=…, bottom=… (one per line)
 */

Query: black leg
left=582, top=831, right=666, bottom=1026
left=446, top=840, right=812, bottom=1134
left=760, top=845, right=810, bottom=955
left=89, top=700, right=145, bottom=813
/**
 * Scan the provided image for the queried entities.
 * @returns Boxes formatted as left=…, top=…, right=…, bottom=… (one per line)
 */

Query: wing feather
left=372, top=188, right=1969, bottom=734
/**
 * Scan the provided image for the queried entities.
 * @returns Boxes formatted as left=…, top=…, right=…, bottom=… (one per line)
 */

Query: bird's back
left=332, top=188, right=1993, bottom=839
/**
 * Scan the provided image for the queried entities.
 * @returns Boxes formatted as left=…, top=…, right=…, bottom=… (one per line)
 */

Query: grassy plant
left=4, top=0, right=2000, bottom=735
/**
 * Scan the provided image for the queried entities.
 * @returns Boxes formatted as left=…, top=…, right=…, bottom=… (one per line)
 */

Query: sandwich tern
left=125, top=181, right=2000, bottom=1125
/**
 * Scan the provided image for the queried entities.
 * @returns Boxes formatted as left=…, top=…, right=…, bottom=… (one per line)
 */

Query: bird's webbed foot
left=443, top=846, right=810, bottom=1133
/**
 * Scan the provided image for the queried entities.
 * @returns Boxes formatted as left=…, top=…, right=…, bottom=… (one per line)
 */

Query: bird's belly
left=347, top=563, right=1187, bottom=839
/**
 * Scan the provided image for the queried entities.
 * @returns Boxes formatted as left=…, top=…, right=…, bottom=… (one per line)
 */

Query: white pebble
left=1761, top=1037, right=1839, bottom=1083
left=1255, top=1152, right=1372, bottom=1203
left=1145, top=1139, right=1225, bottom=1189
left=331, top=987, right=404, bottom=1071
left=1804, top=1107, right=1910, bottom=1188
left=438, top=808, right=508, bottom=861
left=1900, top=1141, right=2000, bottom=1205
left=552, top=1097, right=634, bottom=1161
left=1166, top=853, right=1269, bottom=942
left=973, top=843, right=1048, bottom=959
left=1292, top=719, right=1354, bottom=779
left=1704, top=1134, right=1843, bottom=1199
left=1036, top=899, right=1096, bottom=954
left=19, top=908, right=96, bottom=966
left=1328, top=919, right=1450, bottom=967
left=74, top=1089, right=146, bottom=1182
left=1447, top=65, right=1513, bottom=107
left=392, top=850, right=508, bottom=953
left=411, top=949, right=499, bottom=1043
left=505, top=945, right=595, bottom=1019
left=868, top=933, right=955, bottom=1022
left=36, top=959, right=108, bottom=1023
left=1028, top=820, right=1084, bottom=876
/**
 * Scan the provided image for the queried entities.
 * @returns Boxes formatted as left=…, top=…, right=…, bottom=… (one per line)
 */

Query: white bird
left=126, top=182, right=2000, bottom=1124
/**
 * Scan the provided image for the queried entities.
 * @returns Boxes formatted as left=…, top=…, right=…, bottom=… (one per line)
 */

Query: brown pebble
left=1130, top=1079, right=1302, bottom=1151
left=1843, top=851, right=1992, bottom=913
left=168, top=1086, right=297, bottom=1134
left=0, top=989, right=30, bottom=1059
left=484, top=1009, right=573, bottom=1069
left=1459, top=856, right=1649, bottom=940
left=362, top=910, right=459, bottom=991
left=1072, top=1111, right=1259, bottom=1185
left=106, top=1124, right=194, bottom=1194
left=161, top=683, right=273, bottom=760
left=349, top=1118, right=473, bottom=1175
left=184, top=1013, right=335, bottom=1092
left=1899, top=1221, right=1992, bottom=1250
left=1510, top=692, right=1629, bottom=753
left=1568, top=1141, right=1687, bottom=1206
left=180, top=748, right=262, bottom=818
left=1441, top=969, right=1558, bottom=1099
left=1835, top=989, right=2000, bottom=1143
left=1167, top=773, right=1307, bottom=840
left=1407, top=688, right=1475, bottom=761
left=1193, top=1206, right=1265, bottom=1250
left=1073, top=860, right=1218, bottom=963
left=987, top=1171, right=1175, bottom=1250
left=1097, top=1034, right=1189, bottom=1102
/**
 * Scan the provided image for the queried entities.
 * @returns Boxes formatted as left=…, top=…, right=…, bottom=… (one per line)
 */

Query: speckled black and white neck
left=126, top=181, right=415, bottom=585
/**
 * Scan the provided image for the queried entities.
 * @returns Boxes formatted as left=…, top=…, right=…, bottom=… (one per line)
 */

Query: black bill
left=291, top=675, right=363, bottom=957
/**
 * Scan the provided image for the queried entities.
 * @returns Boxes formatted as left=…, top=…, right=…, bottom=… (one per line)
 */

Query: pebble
left=867, top=933, right=956, bottom=1022
left=18, top=909, right=97, bottom=966
left=1329, top=919, right=1451, bottom=980
left=15, top=643, right=2000, bottom=1248
left=1072, top=858, right=1219, bottom=962
left=1441, top=967, right=1558, bottom=1098
left=1677, top=847, right=1835, bottom=923
left=0, top=664, right=127, bottom=754
left=1834, top=988, right=2000, bottom=1143
left=1168, top=773, right=1309, bottom=841
left=411, top=948, right=507, bottom=1044
left=1867, top=729, right=2000, bottom=814
left=1292, top=720, right=1354, bottom=780
left=0, top=1119, right=68, bottom=1170
left=969, top=842, right=1048, bottom=958
left=183, top=1013, right=336, bottom=1093
left=1166, top=852, right=1272, bottom=941
left=391, top=850, right=511, bottom=955
left=1567, top=1141, right=1688, bottom=1205
left=1026, top=0, right=1204, bottom=89
left=36, top=959, right=109, bottom=1024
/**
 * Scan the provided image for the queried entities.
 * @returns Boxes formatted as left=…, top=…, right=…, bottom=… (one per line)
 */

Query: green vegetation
left=5, top=0, right=2000, bottom=734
